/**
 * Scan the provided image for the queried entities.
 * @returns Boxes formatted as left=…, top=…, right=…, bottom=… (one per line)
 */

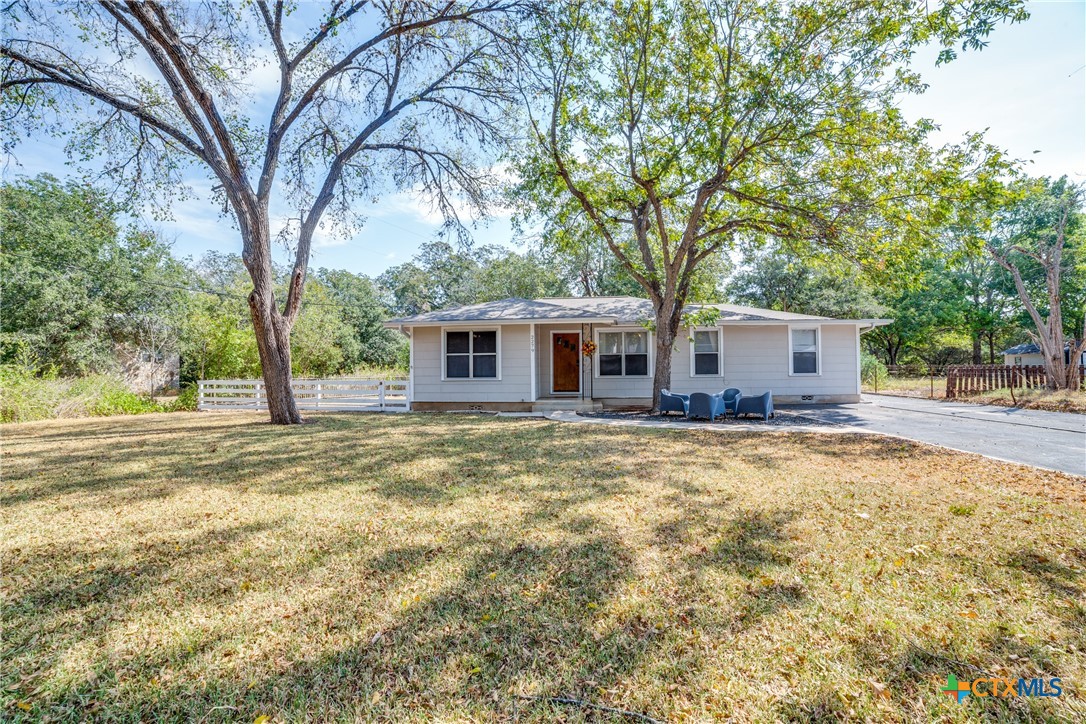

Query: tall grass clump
left=0, top=362, right=167, bottom=422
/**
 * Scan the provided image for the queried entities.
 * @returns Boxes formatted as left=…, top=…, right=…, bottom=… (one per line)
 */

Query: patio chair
left=659, top=389, right=690, bottom=416
left=719, top=387, right=742, bottom=417
left=734, top=390, right=774, bottom=421
left=688, top=392, right=726, bottom=421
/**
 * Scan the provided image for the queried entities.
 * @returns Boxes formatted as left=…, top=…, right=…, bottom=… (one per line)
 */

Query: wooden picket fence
left=198, top=378, right=411, bottom=412
left=945, top=365, right=1084, bottom=399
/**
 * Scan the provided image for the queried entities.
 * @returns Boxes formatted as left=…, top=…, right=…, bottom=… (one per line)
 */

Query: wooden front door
left=552, top=332, right=580, bottom=393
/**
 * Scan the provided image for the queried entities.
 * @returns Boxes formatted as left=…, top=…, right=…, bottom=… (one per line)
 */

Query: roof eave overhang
left=717, top=318, right=893, bottom=326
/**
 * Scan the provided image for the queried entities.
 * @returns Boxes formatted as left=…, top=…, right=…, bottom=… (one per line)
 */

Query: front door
left=552, top=332, right=580, bottom=393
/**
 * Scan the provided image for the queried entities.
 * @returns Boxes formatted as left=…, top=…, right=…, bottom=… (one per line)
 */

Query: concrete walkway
left=544, top=394, right=1085, bottom=477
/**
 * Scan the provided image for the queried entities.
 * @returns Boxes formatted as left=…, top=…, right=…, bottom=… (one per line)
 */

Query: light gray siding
left=411, top=324, right=533, bottom=403
left=709, top=324, right=860, bottom=400
left=605, top=323, right=860, bottom=402
left=411, top=321, right=862, bottom=404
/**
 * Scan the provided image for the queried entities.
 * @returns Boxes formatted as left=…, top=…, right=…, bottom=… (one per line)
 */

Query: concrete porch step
left=532, top=398, right=602, bottom=413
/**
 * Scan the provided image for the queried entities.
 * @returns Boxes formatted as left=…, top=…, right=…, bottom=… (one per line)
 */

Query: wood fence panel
left=945, top=365, right=1083, bottom=398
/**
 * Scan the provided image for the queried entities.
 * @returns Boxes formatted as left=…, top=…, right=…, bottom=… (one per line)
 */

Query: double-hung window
left=598, top=330, right=649, bottom=376
left=691, top=329, right=721, bottom=376
left=790, top=328, right=819, bottom=375
left=445, top=329, right=498, bottom=379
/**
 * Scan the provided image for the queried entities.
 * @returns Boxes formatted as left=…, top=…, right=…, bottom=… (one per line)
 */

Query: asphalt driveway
left=788, top=394, right=1086, bottom=477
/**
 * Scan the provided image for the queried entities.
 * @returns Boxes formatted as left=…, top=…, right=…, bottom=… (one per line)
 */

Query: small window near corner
left=445, top=330, right=497, bottom=379
left=692, top=330, right=720, bottom=376
left=791, top=328, right=819, bottom=375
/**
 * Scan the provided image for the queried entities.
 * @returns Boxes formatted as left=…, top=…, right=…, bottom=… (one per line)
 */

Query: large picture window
left=598, top=330, right=649, bottom=376
left=790, top=328, right=819, bottom=375
left=691, top=330, right=721, bottom=376
left=445, top=329, right=498, bottom=379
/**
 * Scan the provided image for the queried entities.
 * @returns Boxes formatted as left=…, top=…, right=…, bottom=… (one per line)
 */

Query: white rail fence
left=198, top=378, right=411, bottom=412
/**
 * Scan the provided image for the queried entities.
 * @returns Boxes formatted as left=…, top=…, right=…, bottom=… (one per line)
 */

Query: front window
left=692, top=330, right=721, bottom=376
left=791, top=328, right=819, bottom=375
left=598, top=330, right=649, bottom=376
left=445, top=330, right=498, bottom=379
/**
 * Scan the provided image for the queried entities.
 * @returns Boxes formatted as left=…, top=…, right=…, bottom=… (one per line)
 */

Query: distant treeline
left=4, top=174, right=1083, bottom=389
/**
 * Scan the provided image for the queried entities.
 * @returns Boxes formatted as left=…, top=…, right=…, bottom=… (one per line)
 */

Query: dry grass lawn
left=864, top=376, right=1086, bottom=414
left=2, top=412, right=1084, bottom=722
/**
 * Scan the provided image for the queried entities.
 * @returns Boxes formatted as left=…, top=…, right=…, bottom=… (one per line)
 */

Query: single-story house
left=1001, top=341, right=1086, bottom=367
left=385, top=296, right=891, bottom=412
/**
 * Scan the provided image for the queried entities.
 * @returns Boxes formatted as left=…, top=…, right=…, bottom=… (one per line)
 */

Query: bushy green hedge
left=89, top=387, right=165, bottom=417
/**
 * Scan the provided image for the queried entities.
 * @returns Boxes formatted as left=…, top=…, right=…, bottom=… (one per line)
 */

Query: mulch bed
left=577, top=409, right=842, bottom=427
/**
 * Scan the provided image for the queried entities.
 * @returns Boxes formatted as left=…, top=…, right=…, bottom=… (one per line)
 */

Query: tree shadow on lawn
left=31, top=533, right=644, bottom=722
left=4, top=415, right=603, bottom=507
left=233, top=505, right=808, bottom=722
left=774, top=628, right=1073, bottom=722
left=774, top=544, right=1085, bottom=723
left=6, top=414, right=664, bottom=505
left=13, top=504, right=811, bottom=722
left=998, top=547, right=1085, bottom=666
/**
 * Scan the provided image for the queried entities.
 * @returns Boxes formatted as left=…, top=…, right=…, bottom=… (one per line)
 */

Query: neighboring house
left=1001, top=342, right=1086, bottom=367
left=114, top=342, right=180, bottom=396
left=385, top=296, right=891, bottom=411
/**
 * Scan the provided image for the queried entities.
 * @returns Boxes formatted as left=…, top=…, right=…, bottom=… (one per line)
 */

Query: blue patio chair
left=659, top=389, right=689, bottom=416
left=719, top=387, right=742, bottom=417
left=688, top=392, right=726, bottom=421
left=735, top=390, right=774, bottom=421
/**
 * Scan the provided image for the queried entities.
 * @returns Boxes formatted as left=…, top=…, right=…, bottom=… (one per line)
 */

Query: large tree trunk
left=249, top=293, right=301, bottom=424
left=244, top=223, right=303, bottom=425
left=650, top=298, right=682, bottom=413
left=971, top=335, right=982, bottom=364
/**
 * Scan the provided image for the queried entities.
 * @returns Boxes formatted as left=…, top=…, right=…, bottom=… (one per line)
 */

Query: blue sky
left=5, top=0, right=1084, bottom=278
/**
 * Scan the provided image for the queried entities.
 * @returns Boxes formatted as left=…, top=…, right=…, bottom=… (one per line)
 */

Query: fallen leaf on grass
left=868, top=680, right=890, bottom=699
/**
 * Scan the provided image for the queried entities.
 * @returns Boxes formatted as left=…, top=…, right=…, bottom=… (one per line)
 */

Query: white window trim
left=689, top=327, right=724, bottom=378
left=788, top=325, right=822, bottom=377
left=549, top=329, right=582, bottom=395
left=594, top=327, right=653, bottom=378
left=440, top=326, right=502, bottom=381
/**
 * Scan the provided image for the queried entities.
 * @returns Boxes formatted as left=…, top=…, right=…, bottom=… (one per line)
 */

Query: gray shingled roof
left=539, top=297, right=831, bottom=324
left=386, top=297, right=606, bottom=325
left=1001, top=342, right=1041, bottom=355
left=388, top=295, right=864, bottom=326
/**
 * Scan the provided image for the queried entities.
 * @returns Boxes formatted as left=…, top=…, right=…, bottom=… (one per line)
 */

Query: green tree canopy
left=512, top=0, right=1023, bottom=408
left=1, top=174, right=186, bottom=375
